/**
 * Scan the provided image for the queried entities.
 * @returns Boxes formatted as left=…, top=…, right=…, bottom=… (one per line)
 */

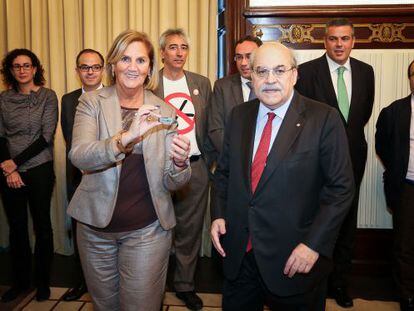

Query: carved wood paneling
left=250, top=22, right=414, bottom=49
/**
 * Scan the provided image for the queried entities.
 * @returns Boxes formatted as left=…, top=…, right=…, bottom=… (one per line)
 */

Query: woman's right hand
left=6, top=171, right=25, bottom=189
left=122, top=104, right=162, bottom=145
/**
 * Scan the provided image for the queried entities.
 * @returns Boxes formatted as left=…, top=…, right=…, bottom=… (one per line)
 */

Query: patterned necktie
left=246, top=81, right=256, bottom=101
left=337, top=66, right=350, bottom=121
left=246, top=112, right=276, bottom=252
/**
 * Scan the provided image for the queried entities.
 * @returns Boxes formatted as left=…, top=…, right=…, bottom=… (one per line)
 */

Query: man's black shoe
left=330, top=287, right=353, bottom=308
left=175, top=291, right=203, bottom=310
left=36, top=286, right=50, bottom=301
left=400, top=297, right=414, bottom=310
left=1, top=286, right=29, bottom=303
left=62, top=283, right=87, bottom=301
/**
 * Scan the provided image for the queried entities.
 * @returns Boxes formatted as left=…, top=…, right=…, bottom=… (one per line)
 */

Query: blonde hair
left=106, top=30, right=158, bottom=90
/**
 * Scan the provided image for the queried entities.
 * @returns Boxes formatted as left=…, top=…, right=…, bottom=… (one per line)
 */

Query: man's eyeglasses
left=234, top=53, right=251, bottom=62
left=12, top=63, right=33, bottom=71
left=253, top=66, right=295, bottom=79
left=78, top=64, right=103, bottom=72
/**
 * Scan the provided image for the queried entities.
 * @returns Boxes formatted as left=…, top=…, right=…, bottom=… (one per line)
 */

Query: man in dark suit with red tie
left=295, top=18, right=375, bottom=308
left=211, top=42, right=355, bottom=310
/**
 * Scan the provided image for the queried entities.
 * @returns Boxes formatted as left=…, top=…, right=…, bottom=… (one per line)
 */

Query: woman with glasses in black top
left=0, top=48, right=58, bottom=302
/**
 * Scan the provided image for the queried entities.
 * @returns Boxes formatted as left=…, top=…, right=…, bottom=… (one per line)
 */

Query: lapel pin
left=296, top=123, right=301, bottom=127
left=193, top=89, right=199, bottom=96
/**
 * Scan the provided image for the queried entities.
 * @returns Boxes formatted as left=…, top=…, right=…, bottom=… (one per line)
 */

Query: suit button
left=244, top=227, right=249, bottom=232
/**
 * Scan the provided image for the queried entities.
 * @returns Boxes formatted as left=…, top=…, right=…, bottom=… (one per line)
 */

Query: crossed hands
left=0, top=159, right=25, bottom=189
left=210, top=218, right=319, bottom=278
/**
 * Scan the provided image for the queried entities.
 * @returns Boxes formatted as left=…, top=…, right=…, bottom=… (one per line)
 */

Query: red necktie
left=247, top=112, right=276, bottom=252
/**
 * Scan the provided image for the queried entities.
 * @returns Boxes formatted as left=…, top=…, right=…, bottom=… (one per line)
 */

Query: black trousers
left=0, top=161, right=55, bottom=289
left=222, top=251, right=327, bottom=311
left=393, top=181, right=414, bottom=299
left=329, top=184, right=361, bottom=288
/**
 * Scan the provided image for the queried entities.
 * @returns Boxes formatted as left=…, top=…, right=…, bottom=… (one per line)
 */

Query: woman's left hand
left=1, top=159, right=17, bottom=176
left=170, top=135, right=190, bottom=170
left=6, top=171, right=25, bottom=189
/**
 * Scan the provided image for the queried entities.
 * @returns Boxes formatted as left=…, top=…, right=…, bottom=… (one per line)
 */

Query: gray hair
left=249, top=42, right=297, bottom=70
left=159, top=28, right=190, bottom=50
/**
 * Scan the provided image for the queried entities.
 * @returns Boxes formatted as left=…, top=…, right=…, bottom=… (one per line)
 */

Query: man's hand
left=210, top=218, right=226, bottom=257
left=283, top=243, right=319, bottom=278
left=1, top=159, right=17, bottom=176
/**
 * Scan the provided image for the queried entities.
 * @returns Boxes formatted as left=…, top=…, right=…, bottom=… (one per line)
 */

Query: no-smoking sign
left=164, top=92, right=195, bottom=135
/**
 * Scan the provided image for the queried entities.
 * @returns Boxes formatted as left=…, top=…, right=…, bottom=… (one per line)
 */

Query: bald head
left=250, top=43, right=298, bottom=109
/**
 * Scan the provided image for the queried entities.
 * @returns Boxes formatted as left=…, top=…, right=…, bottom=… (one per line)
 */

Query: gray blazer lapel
left=100, top=86, right=123, bottom=138
left=231, top=74, right=244, bottom=105
left=185, top=71, right=203, bottom=141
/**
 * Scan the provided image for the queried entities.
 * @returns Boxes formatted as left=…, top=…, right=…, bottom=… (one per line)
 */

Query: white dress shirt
left=326, top=54, right=352, bottom=106
left=252, top=92, right=293, bottom=160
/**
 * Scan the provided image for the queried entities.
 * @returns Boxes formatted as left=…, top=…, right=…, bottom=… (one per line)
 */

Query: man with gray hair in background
left=154, top=28, right=212, bottom=311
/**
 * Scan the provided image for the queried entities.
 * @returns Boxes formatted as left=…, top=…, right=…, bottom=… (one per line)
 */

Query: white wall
left=295, top=49, right=414, bottom=228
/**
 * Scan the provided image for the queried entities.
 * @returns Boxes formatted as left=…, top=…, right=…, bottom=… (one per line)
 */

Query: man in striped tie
left=295, top=18, right=375, bottom=308
left=211, top=42, right=354, bottom=311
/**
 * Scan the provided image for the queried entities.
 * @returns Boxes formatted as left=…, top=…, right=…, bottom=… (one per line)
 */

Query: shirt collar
left=240, top=76, right=251, bottom=85
left=258, top=91, right=293, bottom=121
left=326, top=54, right=351, bottom=74
left=82, top=83, right=103, bottom=93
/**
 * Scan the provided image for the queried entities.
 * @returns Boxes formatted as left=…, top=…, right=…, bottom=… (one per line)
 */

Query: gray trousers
left=77, top=220, right=171, bottom=311
left=173, top=158, right=209, bottom=291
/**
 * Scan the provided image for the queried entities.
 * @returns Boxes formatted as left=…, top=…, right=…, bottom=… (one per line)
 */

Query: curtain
left=0, top=0, right=217, bottom=255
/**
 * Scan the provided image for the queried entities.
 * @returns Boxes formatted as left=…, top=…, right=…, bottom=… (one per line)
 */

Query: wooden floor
left=0, top=287, right=401, bottom=311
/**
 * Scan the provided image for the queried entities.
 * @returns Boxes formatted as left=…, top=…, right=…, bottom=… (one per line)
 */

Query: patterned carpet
left=0, top=287, right=402, bottom=311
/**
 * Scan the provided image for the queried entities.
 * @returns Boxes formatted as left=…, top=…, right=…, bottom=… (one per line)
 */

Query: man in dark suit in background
left=60, top=48, right=104, bottom=301
left=153, top=28, right=212, bottom=311
left=295, top=18, right=375, bottom=308
left=208, top=35, right=262, bottom=155
left=211, top=42, right=354, bottom=311
left=375, top=60, right=414, bottom=311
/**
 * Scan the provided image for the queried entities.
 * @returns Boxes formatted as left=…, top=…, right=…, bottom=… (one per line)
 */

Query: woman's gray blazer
left=67, top=85, right=191, bottom=230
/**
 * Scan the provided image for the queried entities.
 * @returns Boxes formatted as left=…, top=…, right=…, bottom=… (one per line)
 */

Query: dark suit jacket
left=213, top=91, right=355, bottom=296
left=61, top=88, right=82, bottom=200
left=208, top=73, right=244, bottom=154
left=154, top=69, right=213, bottom=167
left=295, top=54, right=375, bottom=185
left=375, top=94, right=412, bottom=208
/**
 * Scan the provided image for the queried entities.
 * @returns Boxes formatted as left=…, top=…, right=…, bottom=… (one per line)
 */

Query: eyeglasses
left=234, top=53, right=251, bottom=62
left=78, top=64, right=103, bottom=72
left=12, top=63, right=33, bottom=71
left=253, top=66, right=295, bottom=79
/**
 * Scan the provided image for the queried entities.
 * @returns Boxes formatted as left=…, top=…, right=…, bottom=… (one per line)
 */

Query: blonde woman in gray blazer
left=67, top=30, right=191, bottom=311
